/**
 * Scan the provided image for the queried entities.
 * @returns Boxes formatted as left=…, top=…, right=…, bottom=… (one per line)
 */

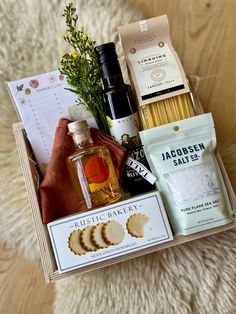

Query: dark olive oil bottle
left=95, top=42, right=153, bottom=195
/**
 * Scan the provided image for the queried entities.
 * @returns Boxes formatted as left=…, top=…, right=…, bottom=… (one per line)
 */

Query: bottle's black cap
left=94, top=42, right=118, bottom=65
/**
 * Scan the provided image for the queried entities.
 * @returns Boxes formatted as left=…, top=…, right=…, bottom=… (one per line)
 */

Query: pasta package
left=118, top=15, right=195, bottom=129
left=139, top=113, right=233, bottom=236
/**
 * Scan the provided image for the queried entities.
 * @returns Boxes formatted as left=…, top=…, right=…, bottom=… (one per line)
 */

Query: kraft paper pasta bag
left=119, top=15, right=195, bottom=129
left=140, top=113, right=233, bottom=235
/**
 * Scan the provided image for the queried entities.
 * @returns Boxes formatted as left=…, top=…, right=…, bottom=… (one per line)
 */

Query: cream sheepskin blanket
left=0, top=1, right=236, bottom=313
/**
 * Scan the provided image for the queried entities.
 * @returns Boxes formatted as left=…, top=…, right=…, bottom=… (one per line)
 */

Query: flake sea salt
left=140, top=113, right=233, bottom=236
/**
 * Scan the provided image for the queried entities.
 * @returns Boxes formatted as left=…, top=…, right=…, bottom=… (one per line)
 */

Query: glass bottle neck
left=102, top=73, right=124, bottom=89
left=72, top=130, right=93, bottom=149
left=99, top=59, right=125, bottom=89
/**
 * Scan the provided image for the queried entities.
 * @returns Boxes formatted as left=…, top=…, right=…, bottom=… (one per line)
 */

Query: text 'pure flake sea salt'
left=140, top=113, right=233, bottom=236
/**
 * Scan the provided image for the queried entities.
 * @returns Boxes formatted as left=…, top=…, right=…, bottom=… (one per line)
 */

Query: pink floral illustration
left=29, top=79, right=39, bottom=88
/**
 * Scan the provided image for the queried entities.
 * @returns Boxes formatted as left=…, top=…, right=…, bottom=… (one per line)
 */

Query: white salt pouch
left=140, top=113, right=233, bottom=235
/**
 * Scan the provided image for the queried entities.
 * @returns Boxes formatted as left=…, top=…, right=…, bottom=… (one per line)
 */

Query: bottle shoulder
left=103, top=83, right=130, bottom=93
left=103, top=84, right=137, bottom=119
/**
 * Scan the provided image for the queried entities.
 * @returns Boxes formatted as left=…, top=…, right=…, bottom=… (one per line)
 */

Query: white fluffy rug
left=0, top=1, right=236, bottom=313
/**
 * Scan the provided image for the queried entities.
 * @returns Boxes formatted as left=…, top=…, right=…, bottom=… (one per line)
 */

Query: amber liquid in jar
left=67, top=120, right=122, bottom=211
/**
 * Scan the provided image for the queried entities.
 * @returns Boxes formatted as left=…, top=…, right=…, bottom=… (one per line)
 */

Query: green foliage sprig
left=60, top=3, right=109, bottom=134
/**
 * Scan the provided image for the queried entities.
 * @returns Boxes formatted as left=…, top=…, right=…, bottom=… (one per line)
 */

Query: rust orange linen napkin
left=40, top=118, right=127, bottom=224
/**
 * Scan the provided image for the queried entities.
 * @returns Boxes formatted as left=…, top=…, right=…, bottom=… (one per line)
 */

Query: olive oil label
left=107, top=113, right=140, bottom=148
left=126, top=156, right=156, bottom=185
left=107, top=113, right=155, bottom=184
left=123, top=145, right=155, bottom=184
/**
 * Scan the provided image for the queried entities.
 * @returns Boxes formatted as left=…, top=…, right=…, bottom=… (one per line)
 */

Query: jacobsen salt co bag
left=140, top=113, right=233, bottom=235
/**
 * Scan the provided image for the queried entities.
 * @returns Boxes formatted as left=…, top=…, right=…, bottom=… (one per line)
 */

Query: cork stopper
left=68, top=120, right=92, bottom=147
left=68, top=120, right=89, bottom=134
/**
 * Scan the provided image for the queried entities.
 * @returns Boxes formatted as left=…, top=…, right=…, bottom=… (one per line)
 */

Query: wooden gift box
left=13, top=96, right=236, bottom=283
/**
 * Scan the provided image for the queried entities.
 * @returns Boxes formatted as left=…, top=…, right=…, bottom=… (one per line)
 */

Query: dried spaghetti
left=139, top=93, right=195, bottom=129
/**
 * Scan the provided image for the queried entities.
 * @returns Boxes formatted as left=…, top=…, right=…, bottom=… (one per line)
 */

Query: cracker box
left=47, top=191, right=173, bottom=273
